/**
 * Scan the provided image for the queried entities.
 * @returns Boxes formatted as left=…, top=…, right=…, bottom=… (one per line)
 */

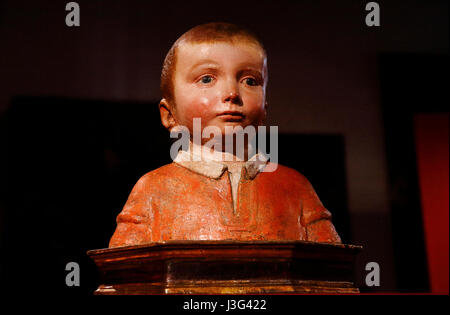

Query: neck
left=189, top=140, right=254, bottom=162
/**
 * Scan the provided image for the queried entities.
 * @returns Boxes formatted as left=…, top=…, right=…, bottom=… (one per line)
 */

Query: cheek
left=242, top=91, right=265, bottom=118
left=176, top=90, right=218, bottom=124
left=186, top=97, right=210, bottom=116
left=242, top=87, right=264, bottom=105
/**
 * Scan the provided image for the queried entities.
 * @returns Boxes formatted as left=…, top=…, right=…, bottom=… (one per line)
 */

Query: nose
left=222, top=82, right=243, bottom=106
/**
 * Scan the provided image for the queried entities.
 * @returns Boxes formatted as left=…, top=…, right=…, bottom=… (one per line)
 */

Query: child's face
left=171, top=41, right=267, bottom=136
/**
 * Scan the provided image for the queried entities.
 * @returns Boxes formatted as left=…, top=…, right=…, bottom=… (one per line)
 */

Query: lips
left=217, top=111, right=245, bottom=121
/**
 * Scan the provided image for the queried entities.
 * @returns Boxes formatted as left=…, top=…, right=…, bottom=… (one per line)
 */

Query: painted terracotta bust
left=109, top=23, right=341, bottom=247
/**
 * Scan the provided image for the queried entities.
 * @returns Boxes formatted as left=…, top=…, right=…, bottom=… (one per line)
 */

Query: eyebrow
left=189, top=59, right=264, bottom=72
left=237, top=67, right=263, bottom=78
left=235, top=61, right=264, bottom=70
left=188, top=60, right=220, bottom=72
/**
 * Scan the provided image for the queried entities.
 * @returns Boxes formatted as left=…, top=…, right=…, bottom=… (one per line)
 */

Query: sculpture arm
left=109, top=175, right=153, bottom=247
left=299, top=176, right=342, bottom=243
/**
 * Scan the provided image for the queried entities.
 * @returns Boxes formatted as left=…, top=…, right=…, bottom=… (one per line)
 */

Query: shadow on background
left=380, top=53, right=449, bottom=292
left=1, top=97, right=172, bottom=296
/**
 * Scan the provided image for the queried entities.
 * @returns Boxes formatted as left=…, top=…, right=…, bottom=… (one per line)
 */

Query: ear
left=159, top=98, right=177, bottom=131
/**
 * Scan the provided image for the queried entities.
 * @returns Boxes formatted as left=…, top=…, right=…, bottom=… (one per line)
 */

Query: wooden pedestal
left=87, top=241, right=362, bottom=294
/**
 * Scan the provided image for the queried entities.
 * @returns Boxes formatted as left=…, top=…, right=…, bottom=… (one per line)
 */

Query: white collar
left=173, top=149, right=268, bottom=180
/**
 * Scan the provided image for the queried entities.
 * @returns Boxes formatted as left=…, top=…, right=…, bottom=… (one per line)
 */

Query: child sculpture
left=109, top=23, right=341, bottom=247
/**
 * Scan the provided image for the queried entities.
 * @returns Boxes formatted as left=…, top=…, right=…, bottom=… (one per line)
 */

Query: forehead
left=175, top=41, right=267, bottom=72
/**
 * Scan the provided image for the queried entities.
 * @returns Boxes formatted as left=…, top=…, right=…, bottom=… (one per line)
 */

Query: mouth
left=216, top=111, right=245, bottom=122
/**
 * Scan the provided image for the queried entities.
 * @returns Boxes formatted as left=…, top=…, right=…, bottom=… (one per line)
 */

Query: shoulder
left=262, top=162, right=308, bottom=180
left=131, top=163, right=183, bottom=190
left=260, top=162, right=313, bottom=189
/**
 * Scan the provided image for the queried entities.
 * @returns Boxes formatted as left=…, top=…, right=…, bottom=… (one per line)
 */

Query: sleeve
left=299, top=175, right=342, bottom=243
left=109, top=175, right=154, bottom=248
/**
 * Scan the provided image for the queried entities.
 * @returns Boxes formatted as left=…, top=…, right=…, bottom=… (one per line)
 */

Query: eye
left=244, top=77, right=258, bottom=86
left=199, top=75, right=214, bottom=84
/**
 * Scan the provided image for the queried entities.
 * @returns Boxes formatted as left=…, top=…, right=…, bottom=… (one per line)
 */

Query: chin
left=221, top=122, right=249, bottom=133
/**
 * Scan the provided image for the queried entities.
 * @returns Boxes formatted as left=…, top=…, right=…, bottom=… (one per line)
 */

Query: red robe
left=109, top=161, right=341, bottom=247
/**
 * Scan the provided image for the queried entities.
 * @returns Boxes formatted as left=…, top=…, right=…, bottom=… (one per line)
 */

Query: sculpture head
left=159, top=22, right=268, bottom=138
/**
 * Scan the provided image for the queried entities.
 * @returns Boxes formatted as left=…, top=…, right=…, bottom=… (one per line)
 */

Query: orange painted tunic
left=109, top=161, right=341, bottom=247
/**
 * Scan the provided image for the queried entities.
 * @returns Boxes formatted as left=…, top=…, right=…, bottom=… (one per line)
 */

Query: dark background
left=0, top=0, right=448, bottom=296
